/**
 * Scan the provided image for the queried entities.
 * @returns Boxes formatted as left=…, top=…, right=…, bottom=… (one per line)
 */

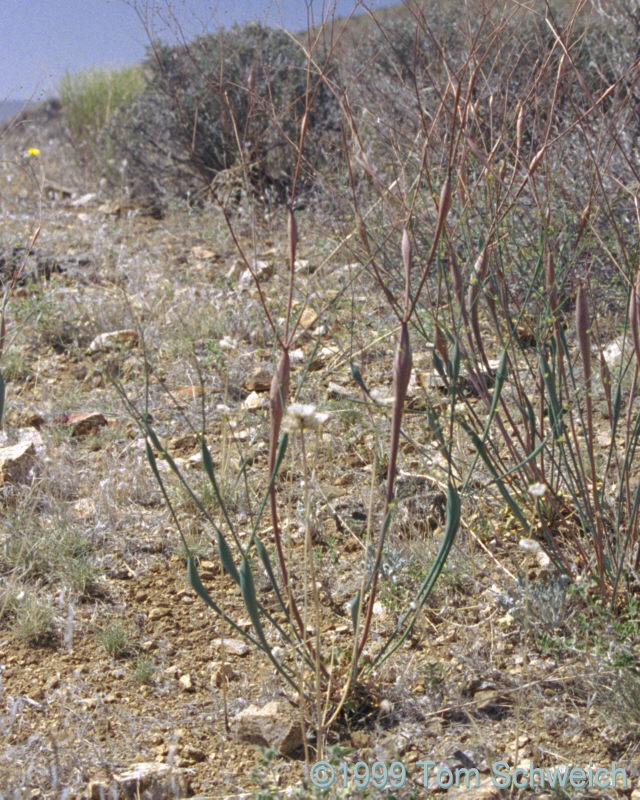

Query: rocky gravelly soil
left=0, top=101, right=639, bottom=800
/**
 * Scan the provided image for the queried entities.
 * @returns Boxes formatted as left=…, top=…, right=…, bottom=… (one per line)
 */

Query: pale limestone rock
left=88, top=329, right=138, bottom=353
left=0, top=440, right=36, bottom=484
left=89, top=762, right=189, bottom=800
left=243, top=390, right=265, bottom=410
left=234, top=699, right=303, bottom=755
left=212, top=637, right=251, bottom=656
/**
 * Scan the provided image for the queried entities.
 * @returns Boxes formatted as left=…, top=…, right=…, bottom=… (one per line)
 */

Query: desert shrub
left=108, top=22, right=341, bottom=212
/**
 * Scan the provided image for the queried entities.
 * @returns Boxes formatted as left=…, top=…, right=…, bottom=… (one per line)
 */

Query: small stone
left=88, top=329, right=139, bottom=353
left=191, top=246, right=216, bottom=260
left=171, top=385, right=206, bottom=401
left=178, top=674, right=194, bottom=692
left=168, top=432, right=199, bottom=452
left=243, top=390, right=265, bottom=410
left=182, top=745, right=206, bottom=763
left=298, top=306, right=318, bottom=329
left=148, top=607, right=169, bottom=621
left=244, top=368, right=271, bottom=392
left=212, top=637, right=251, bottom=656
left=70, top=192, right=97, bottom=207
left=309, top=345, right=338, bottom=371
left=234, top=700, right=303, bottom=755
left=251, top=259, right=273, bottom=280
left=198, top=560, right=219, bottom=578
left=110, top=762, right=189, bottom=800
left=326, top=381, right=355, bottom=400
left=0, top=440, right=36, bottom=484
left=64, top=412, right=108, bottom=437
left=537, top=550, right=551, bottom=568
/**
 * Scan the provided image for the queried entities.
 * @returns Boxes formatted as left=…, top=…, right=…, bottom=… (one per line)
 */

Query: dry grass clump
left=10, top=593, right=56, bottom=646
left=96, top=622, right=134, bottom=658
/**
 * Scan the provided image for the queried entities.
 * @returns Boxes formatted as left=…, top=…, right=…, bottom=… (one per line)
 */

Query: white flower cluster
left=219, top=335, right=238, bottom=351
left=282, top=403, right=329, bottom=433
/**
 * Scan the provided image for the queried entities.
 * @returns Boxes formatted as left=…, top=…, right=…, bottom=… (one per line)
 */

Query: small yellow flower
left=26, top=147, right=40, bottom=157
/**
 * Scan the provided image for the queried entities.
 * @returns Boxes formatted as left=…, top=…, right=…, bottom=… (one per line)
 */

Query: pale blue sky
left=1, top=0, right=394, bottom=101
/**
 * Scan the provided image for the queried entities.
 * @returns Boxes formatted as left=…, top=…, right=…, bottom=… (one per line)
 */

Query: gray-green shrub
left=107, top=22, right=341, bottom=212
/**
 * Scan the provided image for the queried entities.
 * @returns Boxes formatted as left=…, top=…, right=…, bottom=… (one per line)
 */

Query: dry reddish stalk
left=629, top=272, right=640, bottom=365
left=575, top=283, right=591, bottom=387
left=467, top=246, right=490, bottom=368
left=268, top=350, right=290, bottom=478
left=575, top=281, right=605, bottom=591
left=357, top=229, right=415, bottom=656
left=435, top=323, right=449, bottom=365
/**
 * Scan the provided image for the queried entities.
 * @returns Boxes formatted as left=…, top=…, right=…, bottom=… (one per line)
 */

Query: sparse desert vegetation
left=2, top=1, right=640, bottom=798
